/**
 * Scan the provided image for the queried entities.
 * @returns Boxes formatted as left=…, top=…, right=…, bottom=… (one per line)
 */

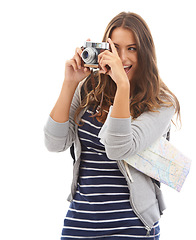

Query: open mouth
left=124, top=65, right=132, bottom=74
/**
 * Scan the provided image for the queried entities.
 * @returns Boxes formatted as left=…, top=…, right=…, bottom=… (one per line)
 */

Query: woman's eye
left=128, top=47, right=136, bottom=51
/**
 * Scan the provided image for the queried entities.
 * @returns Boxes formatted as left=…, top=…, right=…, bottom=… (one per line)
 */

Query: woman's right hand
left=64, top=47, right=91, bottom=84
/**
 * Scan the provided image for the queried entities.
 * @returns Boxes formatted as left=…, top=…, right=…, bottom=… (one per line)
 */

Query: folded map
left=124, top=137, right=191, bottom=192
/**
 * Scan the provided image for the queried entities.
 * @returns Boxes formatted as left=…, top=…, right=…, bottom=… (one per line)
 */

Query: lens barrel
left=81, top=47, right=98, bottom=64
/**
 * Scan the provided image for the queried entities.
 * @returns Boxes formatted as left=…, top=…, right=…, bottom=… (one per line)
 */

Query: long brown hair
left=74, top=12, right=181, bottom=126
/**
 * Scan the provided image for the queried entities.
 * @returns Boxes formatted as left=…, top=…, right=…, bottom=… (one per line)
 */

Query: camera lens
left=82, top=51, right=89, bottom=60
left=81, top=47, right=98, bottom=64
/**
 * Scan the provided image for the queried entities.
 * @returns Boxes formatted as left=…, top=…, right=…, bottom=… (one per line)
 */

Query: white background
left=0, top=0, right=195, bottom=239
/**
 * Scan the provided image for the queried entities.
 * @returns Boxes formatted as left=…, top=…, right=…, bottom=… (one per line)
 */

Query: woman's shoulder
left=134, top=104, right=175, bottom=127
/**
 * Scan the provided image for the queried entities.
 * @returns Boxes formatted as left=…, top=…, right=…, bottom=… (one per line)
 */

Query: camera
left=81, top=41, right=110, bottom=68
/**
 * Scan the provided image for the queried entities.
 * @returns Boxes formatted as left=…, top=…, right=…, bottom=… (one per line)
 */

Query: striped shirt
left=61, top=108, right=160, bottom=239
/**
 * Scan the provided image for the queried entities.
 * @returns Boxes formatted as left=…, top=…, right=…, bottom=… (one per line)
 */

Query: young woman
left=44, top=12, right=180, bottom=239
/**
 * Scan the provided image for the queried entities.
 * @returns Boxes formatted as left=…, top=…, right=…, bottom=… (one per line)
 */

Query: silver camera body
left=81, top=41, right=110, bottom=68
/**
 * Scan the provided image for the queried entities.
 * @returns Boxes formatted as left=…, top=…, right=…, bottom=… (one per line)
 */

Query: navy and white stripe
left=61, top=108, right=160, bottom=239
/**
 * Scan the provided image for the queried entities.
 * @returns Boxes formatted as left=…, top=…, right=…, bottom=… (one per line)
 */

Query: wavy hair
left=74, top=12, right=181, bottom=126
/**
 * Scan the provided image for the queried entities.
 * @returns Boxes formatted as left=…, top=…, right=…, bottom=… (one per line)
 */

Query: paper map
left=124, top=137, right=191, bottom=192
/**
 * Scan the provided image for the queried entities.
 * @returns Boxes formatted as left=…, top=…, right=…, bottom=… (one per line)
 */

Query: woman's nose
left=118, top=50, right=128, bottom=63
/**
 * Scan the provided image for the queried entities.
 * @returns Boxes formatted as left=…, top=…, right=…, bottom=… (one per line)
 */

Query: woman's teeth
left=124, top=65, right=132, bottom=74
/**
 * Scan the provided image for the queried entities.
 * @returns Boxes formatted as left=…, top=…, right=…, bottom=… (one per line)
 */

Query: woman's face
left=110, top=27, right=138, bottom=81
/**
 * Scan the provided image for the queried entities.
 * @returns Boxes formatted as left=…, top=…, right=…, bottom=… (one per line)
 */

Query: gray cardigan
left=44, top=81, right=175, bottom=233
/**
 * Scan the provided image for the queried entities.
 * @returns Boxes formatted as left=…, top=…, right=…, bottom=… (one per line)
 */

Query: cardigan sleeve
left=98, top=105, right=175, bottom=160
left=44, top=82, right=82, bottom=152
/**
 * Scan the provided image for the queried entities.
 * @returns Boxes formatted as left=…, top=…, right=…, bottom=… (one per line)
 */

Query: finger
left=98, top=50, right=112, bottom=63
left=99, top=69, right=105, bottom=74
left=99, top=49, right=112, bottom=57
left=69, top=59, right=78, bottom=71
left=99, top=67, right=110, bottom=75
left=84, top=67, right=91, bottom=73
left=86, top=38, right=91, bottom=41
left=98, top=52, right=113, bottom=71
left=99, top=59, right=111, bottom=73
left=108, top=38, right=118, bottom=55
left=76, top=47, right=83, bottom=56
left=75, top=48, right=82, bottom=69
left=99, top=52, right=112, bottom=61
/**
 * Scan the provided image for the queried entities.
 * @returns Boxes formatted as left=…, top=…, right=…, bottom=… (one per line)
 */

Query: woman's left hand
left=98, top=38, right=129, bottom=86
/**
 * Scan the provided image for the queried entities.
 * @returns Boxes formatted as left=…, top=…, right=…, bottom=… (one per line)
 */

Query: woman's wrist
left=110, top=80, right=130, bottom=118
left=116, top=77, right=130, bottom=90
left=63, top=78, right=79, bottom=90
